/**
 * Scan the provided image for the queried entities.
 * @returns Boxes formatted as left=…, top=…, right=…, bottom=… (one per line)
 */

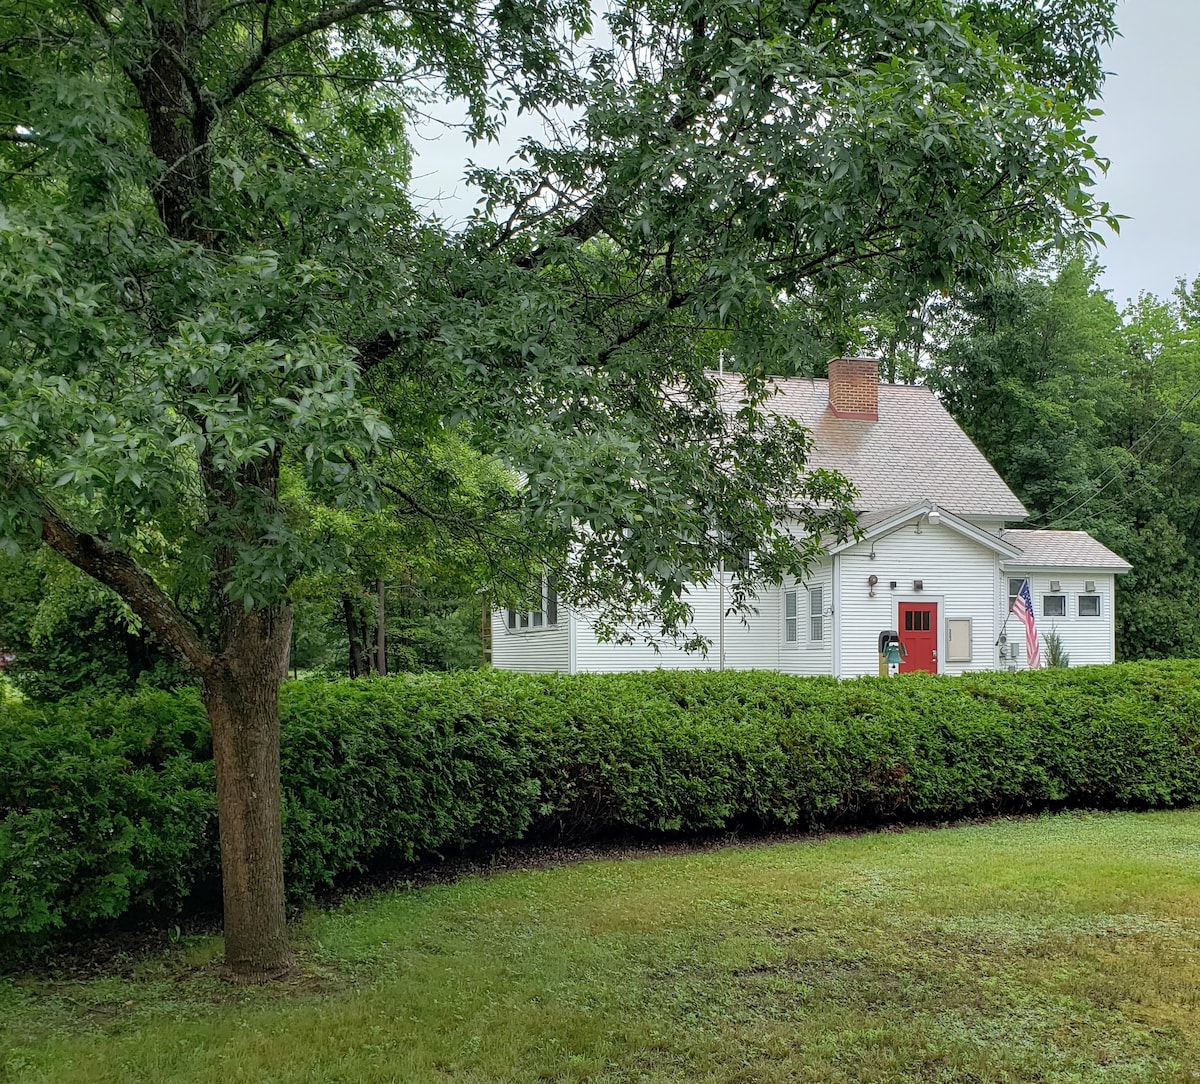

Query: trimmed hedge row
left=4, top=661, right=1200, bottom=955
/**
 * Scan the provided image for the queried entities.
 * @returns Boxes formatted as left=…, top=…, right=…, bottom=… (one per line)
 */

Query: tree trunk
left=376, top=577, right=387, bottom=676
left=202, top=605, right=294, bottom=982
left=343, top=594, right=364, bottom=677
left=361, top=618, right=375, bottom=674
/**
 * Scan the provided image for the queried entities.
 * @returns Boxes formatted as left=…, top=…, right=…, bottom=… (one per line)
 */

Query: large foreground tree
left=1, top=0, right=1115, bottom=978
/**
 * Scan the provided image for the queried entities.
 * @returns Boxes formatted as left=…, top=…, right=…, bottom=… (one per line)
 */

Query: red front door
left=898, top=602, right=938, bottom=674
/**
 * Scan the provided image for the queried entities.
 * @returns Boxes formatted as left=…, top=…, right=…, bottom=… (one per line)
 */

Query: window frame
left=809, top=585, right=825, bottom=643
left=1077, top=593, right=1101, bottom=617
left=505, top=575, right=559, bottom=633
left=783, top=589, right=799, bottom=644
left=1042, top=594, right=1066, bottom=618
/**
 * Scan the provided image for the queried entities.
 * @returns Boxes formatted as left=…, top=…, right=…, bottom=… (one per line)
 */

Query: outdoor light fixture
left=913, top=580, right=924, bottom=591
left=928, top=508, right=941, bottom=527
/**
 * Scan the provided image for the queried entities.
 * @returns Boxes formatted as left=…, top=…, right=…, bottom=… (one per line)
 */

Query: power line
left=1045, top=444, right=1197, bottom=532
left=1037, top=379, right=1200, bottom=529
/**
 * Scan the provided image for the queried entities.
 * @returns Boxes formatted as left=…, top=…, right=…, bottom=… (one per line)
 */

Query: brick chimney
left=827, top=357, right=879, bottom=420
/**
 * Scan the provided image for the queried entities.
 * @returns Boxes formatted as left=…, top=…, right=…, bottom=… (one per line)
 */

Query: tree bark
left=342, top=593, right=364, bottom=677
left=202, top=605, right=294, bottom=982
left=376, top=577, right=387, bottom=676
left=361, top=617, right=375, bottom=674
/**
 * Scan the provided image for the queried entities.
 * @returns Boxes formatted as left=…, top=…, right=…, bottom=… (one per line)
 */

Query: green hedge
left=5, top=662, right=1200, bottom=956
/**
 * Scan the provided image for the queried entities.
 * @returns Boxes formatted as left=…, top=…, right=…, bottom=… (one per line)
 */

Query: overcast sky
left=1090, top=0, right=1200, bottom=308
left=411, top=0, right=1196, bottom=312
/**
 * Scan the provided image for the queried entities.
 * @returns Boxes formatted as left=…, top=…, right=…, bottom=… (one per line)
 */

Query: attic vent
left=828, top=357, right=879, bottom=420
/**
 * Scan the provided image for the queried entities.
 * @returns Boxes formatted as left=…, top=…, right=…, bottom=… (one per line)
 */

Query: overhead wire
left=1036, top=377, right=1200, bottom=529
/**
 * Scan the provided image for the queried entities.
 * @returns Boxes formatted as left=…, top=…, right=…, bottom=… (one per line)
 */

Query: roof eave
left=827, top=501, right=1023, bottom=559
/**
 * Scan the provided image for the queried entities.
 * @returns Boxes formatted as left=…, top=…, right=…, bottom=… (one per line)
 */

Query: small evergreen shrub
left=4, top=661, right=1200, bottom=957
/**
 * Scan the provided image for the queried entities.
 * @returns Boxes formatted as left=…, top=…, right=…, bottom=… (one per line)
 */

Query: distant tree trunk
left=376, top=577, right=387, bottom=676
left=361, top=618, right=374, bottom=673
left=342, top=594, right=364, bottom=677
left=202, top=604, right=294, bottom=982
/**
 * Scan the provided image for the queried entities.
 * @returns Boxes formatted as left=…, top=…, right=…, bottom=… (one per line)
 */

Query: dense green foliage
left=0, top=551, right=190, bottom=700
left=5, top=661, right=1200, bottom=957
left=928, top=257, right=1200, bottom=659
left=0, top=690, right=214, bottom=943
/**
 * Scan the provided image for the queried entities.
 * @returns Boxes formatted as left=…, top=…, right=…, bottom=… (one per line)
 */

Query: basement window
left=1078, top=594, right=1101, bottom=617
left=1042, top=594, right=1066, bottom=618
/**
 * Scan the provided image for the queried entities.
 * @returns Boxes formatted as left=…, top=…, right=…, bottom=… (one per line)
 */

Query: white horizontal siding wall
left=570, top=576, right=782, bottom=673
left=777, top=561, right=834, bottom=677
left=1000, top=570, right=1117, bottom=667
left=836, top=523, right=1001, bottom=677
left=571, top=581, right=719, bottom=672
left=723, top=583, right=782, bottom=672
left=490, top=611, right=570, bottom=673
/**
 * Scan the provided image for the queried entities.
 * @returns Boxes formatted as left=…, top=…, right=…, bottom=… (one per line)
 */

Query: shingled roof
left=716, top=373, right=1028, bottom=520
left=1002, top=530, right=1132, bottom=571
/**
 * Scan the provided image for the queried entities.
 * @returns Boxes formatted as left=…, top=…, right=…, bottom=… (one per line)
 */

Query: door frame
left=893, top=594, right=944, bottom=675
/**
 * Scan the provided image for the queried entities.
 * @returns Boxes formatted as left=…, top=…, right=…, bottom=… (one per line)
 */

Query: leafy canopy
left=0, top=0, right=1117, bottom=647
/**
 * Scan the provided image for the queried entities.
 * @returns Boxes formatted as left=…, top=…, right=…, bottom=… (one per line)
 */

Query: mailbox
left=877, top=630, right=905, bottom=676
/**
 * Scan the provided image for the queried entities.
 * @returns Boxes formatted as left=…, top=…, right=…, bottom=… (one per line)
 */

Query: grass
left=6, top=811, right=1200, bottom=1083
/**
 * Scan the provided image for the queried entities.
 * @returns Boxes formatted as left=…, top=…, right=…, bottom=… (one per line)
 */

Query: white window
left=1078, top=594, right=1101, bottom=617
left=506, top=576, right=558, bottom=631
left=784, top=590, right=798, bottom=643
left=809, top=586, right=825, bottom=642
left=1042, top=594, right=1066, bottom=618
left=1008, top=578, right=1024, bottom=612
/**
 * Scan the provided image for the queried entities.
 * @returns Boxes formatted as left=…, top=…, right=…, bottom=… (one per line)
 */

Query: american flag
left=1011, top=578, right=1041, bottom=669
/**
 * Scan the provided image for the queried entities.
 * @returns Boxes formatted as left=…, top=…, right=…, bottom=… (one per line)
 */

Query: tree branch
left=217, top=0, right=403, bottom=107
left=39, top=507, right=214, bottom=673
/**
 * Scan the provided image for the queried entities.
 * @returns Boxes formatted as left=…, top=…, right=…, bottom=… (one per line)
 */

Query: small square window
left=1042, top=595, right=1066, bottom=618
left=1078, top=594, right=1101, bottom=617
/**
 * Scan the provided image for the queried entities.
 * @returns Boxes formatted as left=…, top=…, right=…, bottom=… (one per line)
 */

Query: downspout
left=718, top=556, right=726, bottom=671
left=831, top=554, right=841, bottom=678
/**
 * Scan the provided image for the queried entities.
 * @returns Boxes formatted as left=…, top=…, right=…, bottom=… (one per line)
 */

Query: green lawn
left=6, top=812, right=1200, bottom=1083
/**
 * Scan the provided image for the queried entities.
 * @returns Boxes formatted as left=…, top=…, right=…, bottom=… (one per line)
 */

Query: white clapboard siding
left=1001, top=570, right=1117, bottom=667
left=777, top=561, right=834, bottom=677
left=571, top=577, right=758, bottom=673
left=836, top=523, right=1001, bottom=678
left=489, top=611, right=570, bottom=673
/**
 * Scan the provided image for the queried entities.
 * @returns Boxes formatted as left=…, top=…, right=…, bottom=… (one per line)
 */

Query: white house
left=492, top=358, right=1132, bottom=677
